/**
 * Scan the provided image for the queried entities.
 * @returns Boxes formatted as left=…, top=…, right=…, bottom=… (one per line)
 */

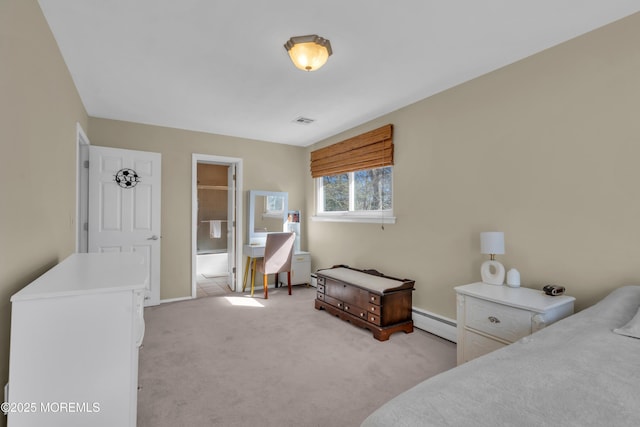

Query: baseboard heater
left=412, top=307, right=457, bottom=343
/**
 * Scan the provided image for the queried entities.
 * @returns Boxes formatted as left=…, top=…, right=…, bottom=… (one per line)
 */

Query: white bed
left=361, top=285, right=640, bottom=427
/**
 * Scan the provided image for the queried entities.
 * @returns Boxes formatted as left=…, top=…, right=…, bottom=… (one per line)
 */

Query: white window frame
left=312, top=167, right=396, bottom=224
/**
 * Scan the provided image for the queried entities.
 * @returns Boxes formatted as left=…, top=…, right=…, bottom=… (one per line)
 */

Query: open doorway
left=195, top=162, right=231, bottom=296
left=191, top=154, right=243, bottom=298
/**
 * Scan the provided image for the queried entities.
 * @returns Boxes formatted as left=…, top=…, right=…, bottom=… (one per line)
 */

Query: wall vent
left=293, top=116, right=315, bottom=125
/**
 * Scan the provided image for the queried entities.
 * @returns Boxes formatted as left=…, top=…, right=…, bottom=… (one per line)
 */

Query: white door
left=88, top=146, right=161, bottom=306
left=227, top=164, right=236, bottom=290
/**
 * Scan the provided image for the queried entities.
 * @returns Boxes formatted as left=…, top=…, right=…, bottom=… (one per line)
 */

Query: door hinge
left=232, top=267, right=236, bottom=274
left=232, top=173, right=236, bottom=181
left=83, top=222, right=88, bottom=231
left=232, top=221, right=236, bottom=227
left=83, top=160, right=89, bottom=168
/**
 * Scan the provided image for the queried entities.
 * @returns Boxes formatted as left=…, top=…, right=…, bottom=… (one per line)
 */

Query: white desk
left=243, top=244, right=266, bottom=258
left=242, top=244, right=311, bottom=292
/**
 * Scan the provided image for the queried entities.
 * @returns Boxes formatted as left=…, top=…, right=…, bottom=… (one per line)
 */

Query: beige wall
left=306, top=13, right=640, bottom=319
left=1, top=1, right=638, bottom=410
left=0, top=0, right=89, bottom=416
left=87, top=118, right=307, bottom=300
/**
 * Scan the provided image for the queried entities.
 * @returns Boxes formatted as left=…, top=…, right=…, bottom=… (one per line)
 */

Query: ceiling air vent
left=293, top=116, right=315, bottom=125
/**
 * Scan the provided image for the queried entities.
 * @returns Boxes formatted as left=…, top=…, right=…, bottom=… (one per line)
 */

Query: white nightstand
left=455, top=282, right=575, bottom=365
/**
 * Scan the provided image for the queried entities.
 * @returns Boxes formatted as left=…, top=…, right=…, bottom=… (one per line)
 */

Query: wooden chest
left=314, top=265, right=414, bottom=341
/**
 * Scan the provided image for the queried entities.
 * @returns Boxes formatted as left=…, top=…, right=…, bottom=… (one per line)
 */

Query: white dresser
left=7, top=253, right=147, bottom=427
left=455, top=282, right=575, bottom=365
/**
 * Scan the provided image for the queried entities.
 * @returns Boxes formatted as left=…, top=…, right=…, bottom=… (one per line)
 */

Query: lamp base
left=481, top=260, right=505, bottom=285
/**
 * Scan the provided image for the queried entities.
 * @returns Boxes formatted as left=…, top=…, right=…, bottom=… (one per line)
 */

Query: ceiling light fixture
left=284, top=35, right=332, bottom=72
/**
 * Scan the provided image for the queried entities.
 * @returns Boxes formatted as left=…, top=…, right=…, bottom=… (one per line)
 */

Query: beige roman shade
left=310, top=124, right=393, bottom=178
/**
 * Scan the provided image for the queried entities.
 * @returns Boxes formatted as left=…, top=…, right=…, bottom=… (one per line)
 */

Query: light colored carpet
left=137, top=286, right=456, bottom=427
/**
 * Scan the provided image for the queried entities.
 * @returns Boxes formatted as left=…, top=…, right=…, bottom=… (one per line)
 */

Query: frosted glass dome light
left=284, top=35, right=332, bottom=71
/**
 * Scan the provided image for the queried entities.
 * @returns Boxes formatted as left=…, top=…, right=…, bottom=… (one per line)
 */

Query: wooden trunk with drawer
left=314, top=265, right=414, bottom=341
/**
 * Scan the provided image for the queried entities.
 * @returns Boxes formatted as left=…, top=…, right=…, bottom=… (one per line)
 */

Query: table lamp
left=480, top=232, right=505, bottom=285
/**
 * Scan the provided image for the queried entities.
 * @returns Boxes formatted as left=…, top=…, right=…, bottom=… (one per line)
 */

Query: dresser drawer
left=367, top=303, right=381, bottom=316
left=317, top=283, right=325, bottom=294
left=367, top=312, right=381, bottom=326
left=462, top=329, right=507, bottom=362
left=343, top=303, right=367, bottom=320
left=316, top=292, right=325, bottom=302
left=465, top=297, right=532, bottom=343
left=293, top=253, right=310, bottom=263
left=368, top=293, right=381, bottom=305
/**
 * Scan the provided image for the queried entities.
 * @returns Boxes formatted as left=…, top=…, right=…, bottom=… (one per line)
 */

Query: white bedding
left=361, top=285, right=640, bottom=427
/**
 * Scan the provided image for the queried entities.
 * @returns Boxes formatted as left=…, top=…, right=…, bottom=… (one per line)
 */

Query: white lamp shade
left=480, top=232, right=505, bottom=255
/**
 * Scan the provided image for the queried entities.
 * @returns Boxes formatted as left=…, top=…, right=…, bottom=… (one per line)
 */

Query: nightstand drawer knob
left=488, top=316, right=501, bottom=324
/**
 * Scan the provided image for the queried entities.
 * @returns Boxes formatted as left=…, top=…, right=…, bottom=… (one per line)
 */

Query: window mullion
left=348, top=172, right=355, bottom=211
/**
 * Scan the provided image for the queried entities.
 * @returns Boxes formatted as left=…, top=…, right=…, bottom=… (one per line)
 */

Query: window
left=315, top=166, right=395, bottom=223
left=310, top=124, right=395, bottom=223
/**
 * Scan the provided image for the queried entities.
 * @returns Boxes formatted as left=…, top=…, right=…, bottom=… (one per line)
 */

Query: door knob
left=147, top=235, right=159, bottom=240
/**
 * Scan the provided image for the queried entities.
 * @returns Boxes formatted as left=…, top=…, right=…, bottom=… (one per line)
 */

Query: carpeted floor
left=137, top=286, right=456, bottom=427
left=196, top=275, right=233, bottom=298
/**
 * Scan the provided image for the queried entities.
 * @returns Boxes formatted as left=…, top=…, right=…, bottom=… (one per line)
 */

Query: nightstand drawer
left=465, top=297, right=531, bottom=342
left=462, top=329, right=507, bottom=362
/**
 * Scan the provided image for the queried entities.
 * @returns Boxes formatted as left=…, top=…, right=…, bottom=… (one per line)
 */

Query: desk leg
left=250, top=258, right=257, bottom=297
left=242, top=256, right=251, bottom=292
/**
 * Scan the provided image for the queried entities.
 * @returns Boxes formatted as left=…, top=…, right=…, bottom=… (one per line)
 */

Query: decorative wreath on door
left=114, top=168, right=140, bottom=188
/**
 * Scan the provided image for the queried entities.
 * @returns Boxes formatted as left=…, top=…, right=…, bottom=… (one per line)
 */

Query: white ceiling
left=38, top=1, right=639, bottom=147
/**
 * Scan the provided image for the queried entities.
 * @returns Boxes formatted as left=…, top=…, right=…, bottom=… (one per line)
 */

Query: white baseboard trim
left=160, top=296, right=193, bottom=304
left=412, top=307, right=457, bottom=343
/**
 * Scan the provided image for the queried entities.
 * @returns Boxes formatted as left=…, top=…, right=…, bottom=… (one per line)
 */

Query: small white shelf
left=197, top=185, right=228, bottom=190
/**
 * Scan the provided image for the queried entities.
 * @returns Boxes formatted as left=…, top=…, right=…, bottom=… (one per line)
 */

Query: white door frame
left=75, top=123, right=90, bottom=253
left=191, top=154, right=243, bottom=296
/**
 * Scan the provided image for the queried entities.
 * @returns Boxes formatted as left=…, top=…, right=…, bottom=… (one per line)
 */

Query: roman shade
left=310, top=124, right=393, bottom=178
